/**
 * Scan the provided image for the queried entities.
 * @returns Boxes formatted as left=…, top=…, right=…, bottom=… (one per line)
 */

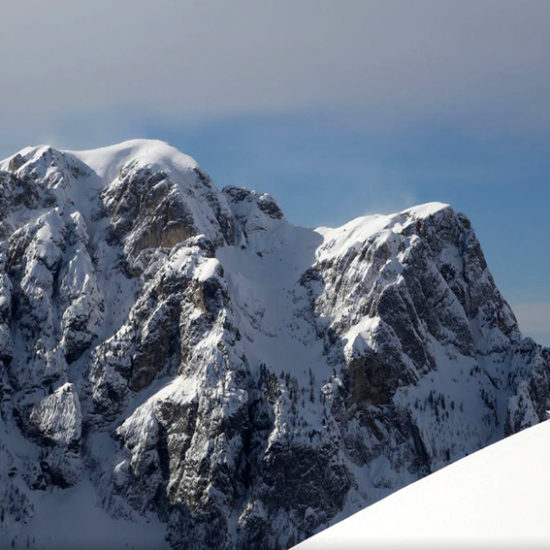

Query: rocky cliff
left=0, top=139, right=548, bottom=549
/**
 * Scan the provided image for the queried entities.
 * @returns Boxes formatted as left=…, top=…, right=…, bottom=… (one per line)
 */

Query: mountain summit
left=0, top=140, right=548, bottom=548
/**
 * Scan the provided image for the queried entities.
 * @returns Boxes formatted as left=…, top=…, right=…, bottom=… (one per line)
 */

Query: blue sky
left=0, top=1, right=548, bottom=343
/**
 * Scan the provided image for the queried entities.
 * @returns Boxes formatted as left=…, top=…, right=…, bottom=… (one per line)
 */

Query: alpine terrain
left=0, top=139, right=548, bottom=549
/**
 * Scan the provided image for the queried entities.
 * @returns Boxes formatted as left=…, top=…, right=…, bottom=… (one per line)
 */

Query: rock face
left=0, top=139, right=548, bottom=549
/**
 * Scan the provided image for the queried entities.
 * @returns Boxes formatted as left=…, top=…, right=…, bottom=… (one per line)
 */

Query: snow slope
left=294, top=420, right=550, bottom=549
left=7, top=480, right=169, bottom=550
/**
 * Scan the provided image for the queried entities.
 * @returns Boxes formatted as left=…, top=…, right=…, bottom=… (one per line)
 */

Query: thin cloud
left=511, top=302, right=550, bottom=344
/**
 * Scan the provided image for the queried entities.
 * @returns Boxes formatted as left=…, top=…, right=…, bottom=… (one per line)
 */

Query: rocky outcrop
left=0, top=140, right=548, bottom=549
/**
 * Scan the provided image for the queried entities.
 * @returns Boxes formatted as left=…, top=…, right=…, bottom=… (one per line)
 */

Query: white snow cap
left=67, top=139, right=199, bottom=182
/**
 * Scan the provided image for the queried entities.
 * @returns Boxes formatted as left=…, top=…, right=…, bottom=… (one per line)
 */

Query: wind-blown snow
left=294, top=420, right=550, bottom=549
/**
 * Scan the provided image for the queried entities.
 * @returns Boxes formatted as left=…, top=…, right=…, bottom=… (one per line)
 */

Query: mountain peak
left=402, top=201, right=451, bottom=218
left=0, top=139, right=548, bottom=549
left=66, top=139, right=200, bottom=184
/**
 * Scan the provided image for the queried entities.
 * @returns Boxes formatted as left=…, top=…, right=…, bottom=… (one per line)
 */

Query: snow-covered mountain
left=0, top=139, right=548, bottom=549
left=294, top=419, right=550, bottom=549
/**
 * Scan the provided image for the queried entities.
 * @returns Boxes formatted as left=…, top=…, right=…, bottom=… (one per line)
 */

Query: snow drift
left=294, top=420, right=550, bottom=549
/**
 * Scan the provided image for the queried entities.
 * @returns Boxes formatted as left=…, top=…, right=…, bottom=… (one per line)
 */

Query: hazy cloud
left=1, top=0, right=550, bottom=153
left=511, top=302, right=550, bottom=345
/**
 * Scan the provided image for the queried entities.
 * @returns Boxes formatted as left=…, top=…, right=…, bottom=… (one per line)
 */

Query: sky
left=0, top=0, right=548, bottom=343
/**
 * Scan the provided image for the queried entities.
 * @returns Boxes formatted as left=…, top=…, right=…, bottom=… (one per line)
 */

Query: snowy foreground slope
left=0, top=139, right=548, bottom=549
left=294, top=420, right=550, bottom=549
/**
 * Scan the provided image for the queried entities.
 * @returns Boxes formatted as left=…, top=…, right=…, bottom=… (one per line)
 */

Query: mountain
left=293, top=419, right=550, bottom=549
left=0, top=139, right=548, bottom=549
